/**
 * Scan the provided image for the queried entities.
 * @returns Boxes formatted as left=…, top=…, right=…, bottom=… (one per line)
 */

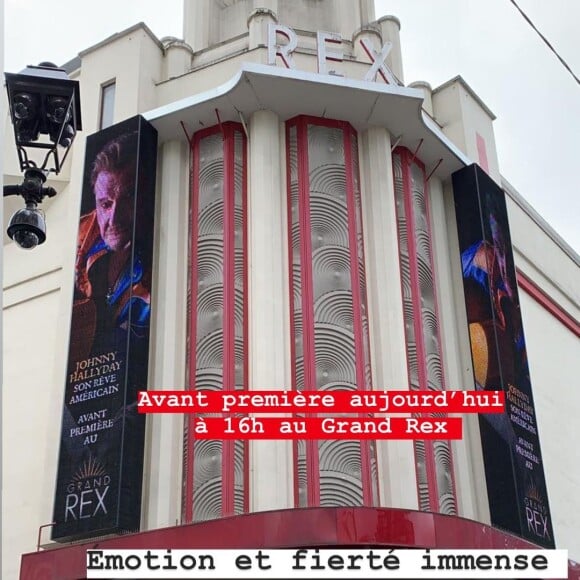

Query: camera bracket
left=3, top=168, right=57, bottom=205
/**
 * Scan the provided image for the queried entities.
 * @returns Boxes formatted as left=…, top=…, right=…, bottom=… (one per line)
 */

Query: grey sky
left=4, top=0, right=579, bottom=254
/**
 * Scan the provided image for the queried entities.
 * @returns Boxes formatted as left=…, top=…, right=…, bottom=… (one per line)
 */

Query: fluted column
left=358, top=127, right=418, bottom=510
left=248, top=110, right=293, bottom=511
left=142, top=140, right=189, bottom=529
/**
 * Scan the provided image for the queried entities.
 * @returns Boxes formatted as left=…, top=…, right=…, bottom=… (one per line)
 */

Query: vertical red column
left=344, top=126, right=373, bottom=506
left=185, top=123, right=248, bottom=523
left=295, top=116, right=320, bottom=506
left=221, top=124, right=235, bottom=516
left=400, top=148, right=440, bottom=513
left=393, top=147, right=457, bottom=515
left=287, top=116, right=377, bottom=508
left=184, top=128, right=202, bottom=525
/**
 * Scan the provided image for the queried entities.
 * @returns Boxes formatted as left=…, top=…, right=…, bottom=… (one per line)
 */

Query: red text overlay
left=137, top=389, right=504, bottom=414
left=177, top=417, right=462, bottom=440
left=135, top=389, right=504, bottom=440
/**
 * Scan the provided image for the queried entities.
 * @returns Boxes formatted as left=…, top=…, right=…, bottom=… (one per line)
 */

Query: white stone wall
left=507, top=190, right=580, bottom=558
left=247, top=110, right=294, bottom=512
left=3, top=3, right=580, bottom=578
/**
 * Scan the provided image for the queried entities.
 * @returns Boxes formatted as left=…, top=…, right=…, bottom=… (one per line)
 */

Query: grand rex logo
left=267, top=23, right=398, bottom=84
left=64, top=457, right=111, bottom=522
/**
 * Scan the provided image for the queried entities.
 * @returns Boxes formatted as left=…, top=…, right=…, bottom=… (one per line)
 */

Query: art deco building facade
left=3, top=1, right=579, bottom=578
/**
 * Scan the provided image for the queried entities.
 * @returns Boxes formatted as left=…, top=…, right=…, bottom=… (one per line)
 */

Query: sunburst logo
left=72, top=456, right=107, bottom=482
left=527, top=484, right=542, bottom=503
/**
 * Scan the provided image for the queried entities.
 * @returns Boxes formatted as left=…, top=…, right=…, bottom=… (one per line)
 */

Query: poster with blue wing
left=52, top=115, right=157, bottom=541
left=453, top=163, right=554, bottom=548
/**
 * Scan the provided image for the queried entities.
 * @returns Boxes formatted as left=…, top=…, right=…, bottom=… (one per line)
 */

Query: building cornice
left=433, top=75, right=496, bottom=121
left=144, top=62, right=471, bottom=181
left=78, top=22, right=165, bottom=59
left=502, top=176, right=580, bottom=266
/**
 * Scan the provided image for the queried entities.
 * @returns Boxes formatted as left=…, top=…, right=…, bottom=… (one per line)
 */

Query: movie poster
left=452, top=164, right=554, bottom=548
left=52, top=115, right=157, bottom=541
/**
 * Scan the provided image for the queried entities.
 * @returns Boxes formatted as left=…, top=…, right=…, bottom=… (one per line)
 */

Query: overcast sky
left=4, top=0, right=580, bottom=254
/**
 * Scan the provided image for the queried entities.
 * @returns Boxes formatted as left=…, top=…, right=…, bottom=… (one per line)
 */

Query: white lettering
left=317, top=31, right=343, bottom=75
left=360, top=38, right=397, bottom=84
left=267, top=23, right=297, bottom=69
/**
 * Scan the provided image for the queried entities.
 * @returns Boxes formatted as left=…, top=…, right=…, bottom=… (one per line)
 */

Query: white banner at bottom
left=86, top=548, right=568, bottom=578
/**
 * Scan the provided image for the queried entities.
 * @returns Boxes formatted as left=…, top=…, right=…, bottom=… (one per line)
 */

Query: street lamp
left=3, top=62, right=82, bottom=249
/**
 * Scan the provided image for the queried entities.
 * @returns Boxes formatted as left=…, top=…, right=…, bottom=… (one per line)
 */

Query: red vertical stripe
left=400, top=148, right=439, bottom=513
left=344, top=126, right=372, bottom=506
left=420, top=163, right=458, bottom=514
left=222, top=124, right=235, bottom=516
left=476, top=133, right=489, bottom=173
left=185, top=130, right=202, bottom=524
left=286, top=121, right=301, bottom=508
left=241, top=127, right=249, bottom=515
left=297, top=118, right=321, bottom=506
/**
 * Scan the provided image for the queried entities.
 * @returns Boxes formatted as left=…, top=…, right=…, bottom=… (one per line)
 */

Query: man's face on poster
left=94, top=167, right=135, bottom=251
left=490, top=213, right=514, bottom=300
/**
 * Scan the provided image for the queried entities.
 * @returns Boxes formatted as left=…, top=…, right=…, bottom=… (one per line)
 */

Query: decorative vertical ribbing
left=287, top=116, right=377, bottom=508
left=393, top=147, right=457, bottom=515
left=185, top=123, right=248, bottom=523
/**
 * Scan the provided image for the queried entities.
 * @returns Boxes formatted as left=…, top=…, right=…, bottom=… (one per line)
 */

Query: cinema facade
left=2, top=1, right=579, bottom=578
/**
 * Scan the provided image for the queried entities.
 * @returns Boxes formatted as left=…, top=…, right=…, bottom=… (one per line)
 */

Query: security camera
left=3, top=168, right=55, bottom=249
left=7, top=204, right=47, bottom=249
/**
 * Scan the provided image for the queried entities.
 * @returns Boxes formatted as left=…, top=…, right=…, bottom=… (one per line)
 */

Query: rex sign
left=268, top=23, right=398, bottom=83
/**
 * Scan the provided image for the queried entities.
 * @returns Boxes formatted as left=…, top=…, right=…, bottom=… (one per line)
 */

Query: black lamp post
left=3, top=62, right=82, bottom=249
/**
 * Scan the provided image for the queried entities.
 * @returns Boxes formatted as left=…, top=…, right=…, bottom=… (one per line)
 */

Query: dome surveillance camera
left=7, top=205, right=46, bottom=249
